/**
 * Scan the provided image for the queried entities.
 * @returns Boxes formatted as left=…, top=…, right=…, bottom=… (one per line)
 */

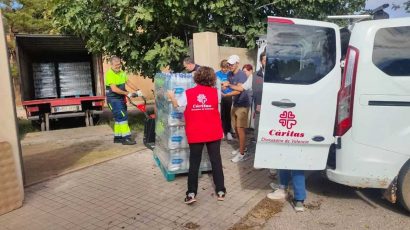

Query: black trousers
left=221, top=96, right=233, bottom=134
left=187, top=140, right=226, bottom=195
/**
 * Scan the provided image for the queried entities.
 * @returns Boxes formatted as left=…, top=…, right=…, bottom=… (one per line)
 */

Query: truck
left=254, top=15, right=410, bottom=211
left=15, top=35, right=106, bottom=131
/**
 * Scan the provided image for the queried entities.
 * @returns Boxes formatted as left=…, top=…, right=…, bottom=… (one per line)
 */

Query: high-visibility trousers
left=107, top=98, right=131, bottom=139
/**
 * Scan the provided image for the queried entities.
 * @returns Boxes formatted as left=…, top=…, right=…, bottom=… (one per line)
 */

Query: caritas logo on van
left=261, top=111, right=307, bottom=144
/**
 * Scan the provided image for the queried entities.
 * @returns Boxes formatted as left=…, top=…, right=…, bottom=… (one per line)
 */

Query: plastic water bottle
left=168, top=126, right=182, bottom=149
left=168, top=110, right=184, bottom=126
left=168, top=149, right=189, bottom=171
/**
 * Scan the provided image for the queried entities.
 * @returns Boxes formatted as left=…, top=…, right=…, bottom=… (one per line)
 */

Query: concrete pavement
left=0, top=141, right=272, bottom=230
left=1, top=139, right=409, bottom=229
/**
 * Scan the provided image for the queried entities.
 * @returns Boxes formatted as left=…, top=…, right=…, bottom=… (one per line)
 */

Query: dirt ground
left=229, top=198, right=284, bottom=230
left=21, top=125, right=146, bottom=186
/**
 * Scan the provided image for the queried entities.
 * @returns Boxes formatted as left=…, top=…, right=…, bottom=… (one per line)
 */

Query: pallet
left=153, top=153, right=176, bottom=182
left=61, top=94, right=93, bottom=98
left=152, top=153, right=210, bottom=182
left=144, top=142, right=155, bottom=150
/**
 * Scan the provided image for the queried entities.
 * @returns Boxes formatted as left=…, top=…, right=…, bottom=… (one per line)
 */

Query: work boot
left=122, top=137, right=136, bottom=145
left=113, top=137, right=123, bottom=143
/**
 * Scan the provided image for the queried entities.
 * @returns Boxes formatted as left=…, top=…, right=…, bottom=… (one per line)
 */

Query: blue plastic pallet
left=153, top=153, right=176, bottom=182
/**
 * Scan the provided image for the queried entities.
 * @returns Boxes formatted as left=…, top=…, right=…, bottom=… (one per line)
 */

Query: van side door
left=350, top=18, right=410, bottom=158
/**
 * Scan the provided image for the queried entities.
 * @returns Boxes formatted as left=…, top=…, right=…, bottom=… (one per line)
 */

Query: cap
left=227, top=55, right=240, bottom=65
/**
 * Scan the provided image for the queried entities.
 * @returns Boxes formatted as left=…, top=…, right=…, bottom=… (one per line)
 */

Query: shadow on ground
left=21, top=125, right=146, bottom=186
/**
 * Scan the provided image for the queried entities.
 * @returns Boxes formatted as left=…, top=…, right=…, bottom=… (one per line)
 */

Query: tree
left=1, top=0, right=56, bottom=78
left=1, top=0, right=55, bottom=34
left=52, top=0, right=365, bottom=78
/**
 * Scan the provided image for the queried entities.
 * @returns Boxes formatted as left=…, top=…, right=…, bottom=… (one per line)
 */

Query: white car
left=254, top=16, right=410, bottom=211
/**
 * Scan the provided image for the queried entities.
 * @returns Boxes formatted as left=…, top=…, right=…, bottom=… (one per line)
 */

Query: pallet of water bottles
left=153, top=143, right=212, bottom=181
left=153, top=72, right=213, bottom=181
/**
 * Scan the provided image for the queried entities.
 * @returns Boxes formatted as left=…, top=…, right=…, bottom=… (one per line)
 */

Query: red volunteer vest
left=184, top=85, right=223, bottom=143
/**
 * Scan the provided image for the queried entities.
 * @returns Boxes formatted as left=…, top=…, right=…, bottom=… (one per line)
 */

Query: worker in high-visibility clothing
left=105, top=56, right=141, bottom=145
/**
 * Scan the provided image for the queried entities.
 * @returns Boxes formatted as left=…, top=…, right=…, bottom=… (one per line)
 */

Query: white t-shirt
left=241, top=75, right=253, bottom=91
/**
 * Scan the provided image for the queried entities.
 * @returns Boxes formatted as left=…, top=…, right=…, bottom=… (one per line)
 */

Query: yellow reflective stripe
left=114, top=123, right=121, bottom=136
left=108, top=103, right=112, bottom=110
left=121, top=111, right=125, bottom=117
left=119, top=123, right=131, bottom=137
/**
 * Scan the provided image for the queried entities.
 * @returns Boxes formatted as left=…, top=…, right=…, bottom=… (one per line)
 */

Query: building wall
left=193, top=32, right=257, bottom=72
left=219, top=46, right=257, bottom=71
left=0, top=12, right=24, bottom=215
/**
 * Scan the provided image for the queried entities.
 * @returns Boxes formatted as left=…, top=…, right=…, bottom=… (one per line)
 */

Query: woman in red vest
left=168, top=66, right=226, bottom=204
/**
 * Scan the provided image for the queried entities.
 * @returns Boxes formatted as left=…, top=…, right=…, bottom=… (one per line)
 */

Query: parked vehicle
left=254, top=16, right=410, bottom=211
left=15, top=35, right=105, bottom=131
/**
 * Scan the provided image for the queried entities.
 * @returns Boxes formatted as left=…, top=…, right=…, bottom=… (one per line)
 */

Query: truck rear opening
left=16, top=35, right=105, bottom=131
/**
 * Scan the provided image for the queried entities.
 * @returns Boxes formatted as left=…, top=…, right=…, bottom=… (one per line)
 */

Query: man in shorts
left=223, top=55, right=250, bottom=163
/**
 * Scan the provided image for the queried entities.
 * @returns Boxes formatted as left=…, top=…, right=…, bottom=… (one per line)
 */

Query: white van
left=254, top=16, right=410, bottom=211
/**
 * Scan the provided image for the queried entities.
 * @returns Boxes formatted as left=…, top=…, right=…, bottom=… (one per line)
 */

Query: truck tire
left=398, top=160, right=410, bottom=212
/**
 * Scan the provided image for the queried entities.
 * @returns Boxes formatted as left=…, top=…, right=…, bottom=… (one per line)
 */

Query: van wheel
left=398, top=160, right=410, bottom=212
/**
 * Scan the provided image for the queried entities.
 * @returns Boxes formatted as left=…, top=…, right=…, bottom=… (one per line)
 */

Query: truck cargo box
left=15, top=35, right=105, bottom=131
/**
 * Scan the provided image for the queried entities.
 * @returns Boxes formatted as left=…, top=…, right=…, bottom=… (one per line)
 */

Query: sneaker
left=266, top=188, right=287, bottom=200
left=226, top=132, right=234, bottom=141
left=231, top=148, right=240, bottom=155
left=269, top=182, right=280, bottom=191
left=184, top=193, right=196, bottom=204
left=269, top=169, right=277, bottom=176
left=293, top=200, right=304, bottom=212
left=217, top=191, right=225, bottom=201
left=231, top=148, right=247, bottom=155
left=231, top=152, right=248, bottom=163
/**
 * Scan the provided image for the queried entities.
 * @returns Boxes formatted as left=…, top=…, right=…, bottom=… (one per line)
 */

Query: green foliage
left=52, top=0, right=365, bottom=78
left=1, top=0, right=55, bottom=34
left=17, top=118, right=39, bottom=139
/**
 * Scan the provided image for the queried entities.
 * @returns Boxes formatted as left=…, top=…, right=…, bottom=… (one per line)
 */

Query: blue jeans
left=278, top=169, right=306, bottom=201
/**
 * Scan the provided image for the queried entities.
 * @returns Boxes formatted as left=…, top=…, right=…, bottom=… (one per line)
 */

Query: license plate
left=52, top=105, right=82, bottom=113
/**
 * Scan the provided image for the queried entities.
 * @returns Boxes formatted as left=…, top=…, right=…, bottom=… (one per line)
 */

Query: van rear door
left=254, top=17, right=341, bottom=170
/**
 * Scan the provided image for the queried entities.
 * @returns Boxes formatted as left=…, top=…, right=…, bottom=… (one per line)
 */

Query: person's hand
left=222, top=81, right=230, bottom=87
left=221, top=93, right=226, bottom=97
left=256, top=105, right=261, bottom=112
left=136, top=90, right=143, bottom=97
left=167, top=90, right=175, bottom=100
left=127, top=92, right=137, bottom=98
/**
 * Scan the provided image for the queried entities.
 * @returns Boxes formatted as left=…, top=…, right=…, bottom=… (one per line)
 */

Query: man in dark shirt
left=183, top=57, right=200, bottom=73
left=252, top=51, right=266, bottom=140
left=223, top=55, right=250, bottom=163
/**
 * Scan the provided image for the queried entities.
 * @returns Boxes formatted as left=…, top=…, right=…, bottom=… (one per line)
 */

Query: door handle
left=271, top=100, right=296, bottom=108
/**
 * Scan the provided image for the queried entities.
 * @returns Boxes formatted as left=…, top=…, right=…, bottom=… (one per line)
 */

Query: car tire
left=398, top=160, right=410, bottom=212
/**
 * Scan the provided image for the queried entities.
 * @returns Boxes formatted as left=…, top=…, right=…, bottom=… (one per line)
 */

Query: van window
left=264, top=23, right=336, bottom=84
left=373, top=26, right=410, bottom=76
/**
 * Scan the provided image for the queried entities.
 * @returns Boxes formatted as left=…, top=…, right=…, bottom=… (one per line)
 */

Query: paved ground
left=263, top=171, right=410, bottom=230
left=0, top=140, right=272, bottom=230
left=1, top=136, right=410, bottom=229
left=21, top=125, right=144, bottom=185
